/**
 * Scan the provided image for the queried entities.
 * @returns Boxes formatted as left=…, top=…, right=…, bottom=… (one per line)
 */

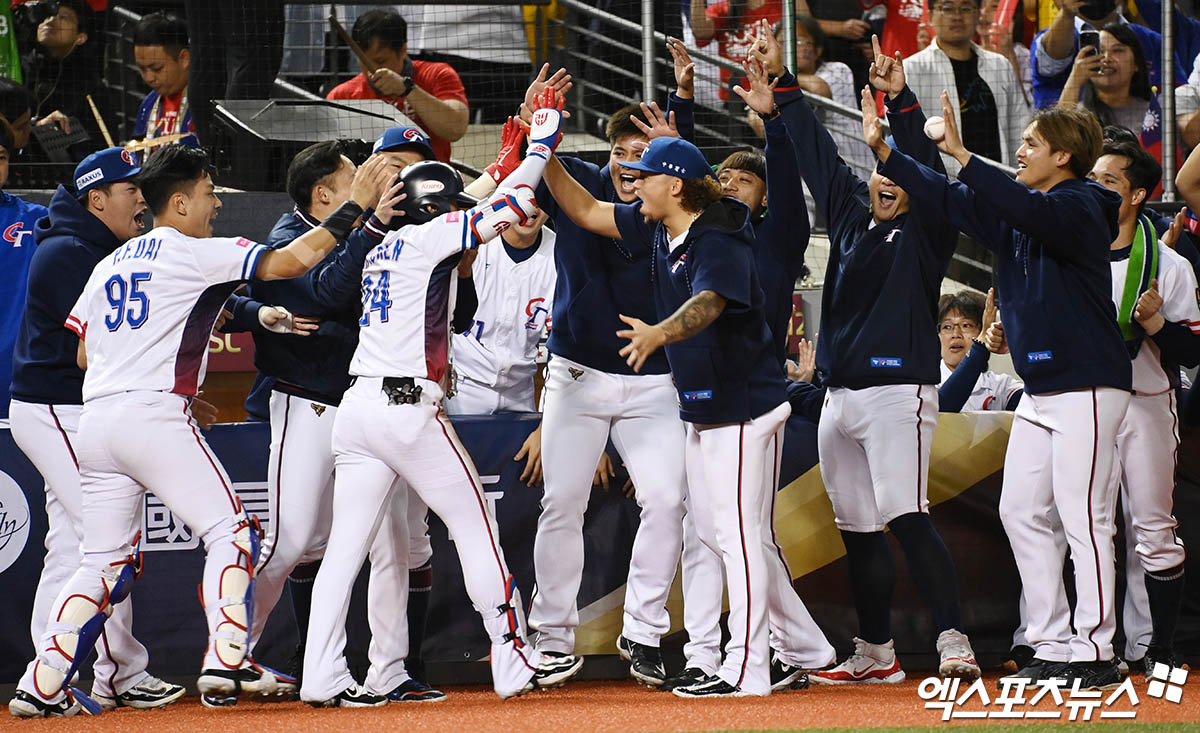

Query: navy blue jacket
left=245, top=208, right=386, bottom=406
left=615, top=197, right=786, bottom=424
left=536, top=94, right=693, bottom=376
left=1, top=191, right=49, bottom=417
left=879, top=151, right=1130, bottom=394
left=757, top=112, right=810, bottom=367
left=777, top=82, right=958, bottom=390
left=10, top=186, right=115, bottom=407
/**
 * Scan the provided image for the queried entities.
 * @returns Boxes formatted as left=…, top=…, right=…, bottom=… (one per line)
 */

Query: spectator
left=183, top=0, right=284, bottom=144
left=689, top=0, right=782, bottom=111
left=0, top=77, right=36, bottom=152
left=935, top=290, right=1024, bottom=412
left=864, top=0, right=930, bottom=60
left=327, top=9, right=468, bottom=163
left=20, top=0, right=107, bottom=149
left=904, top=1, right=1030, bottom=174
left=132, top=12, right=198, bottom=149
left=1031, top=0, right=1185, bottom=109
left=798, top=0, right=874, bottom=87
left=0, top=125, right=49, bottom=420
left=1058, top=23, right=1200, bottom=163
left=981, top=0, right=1034, bottom=105
left=1129, top=0, right=1200, bottom=81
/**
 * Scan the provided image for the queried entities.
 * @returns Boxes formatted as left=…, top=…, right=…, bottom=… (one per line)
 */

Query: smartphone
left=1079, top=29, right=1100, bottom=55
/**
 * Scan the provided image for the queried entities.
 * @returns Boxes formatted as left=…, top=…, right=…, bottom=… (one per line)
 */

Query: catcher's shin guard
left=34, top=539, right=143, bottom=702
left=477, top=576, right=539, bottom=698
left=205, top=508, right=262, bottom=669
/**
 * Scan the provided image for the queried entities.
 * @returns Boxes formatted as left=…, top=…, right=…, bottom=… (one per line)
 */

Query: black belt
left=382, top=376, right=422, bottom=405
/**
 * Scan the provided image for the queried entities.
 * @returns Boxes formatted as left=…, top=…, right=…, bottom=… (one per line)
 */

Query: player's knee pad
left=38, top=542, right=143, bottom=697
left=208, top=509, right=262, bottom=669
left=476, top=576, right=531, bottom=649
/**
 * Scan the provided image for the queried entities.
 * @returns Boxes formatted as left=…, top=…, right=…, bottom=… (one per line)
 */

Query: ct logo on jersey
left=524, top=297, right=549, bottom=330
left=3, top=222, right=31, bottom=248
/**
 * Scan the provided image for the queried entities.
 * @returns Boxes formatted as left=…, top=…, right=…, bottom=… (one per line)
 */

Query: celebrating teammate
left=299, top=88, right=580, bottom=706
left=8, top=144, right=391, bottom=717
left=737, top=34, right=979, bottom=683
left=876, top=82, right=1132, bottom=688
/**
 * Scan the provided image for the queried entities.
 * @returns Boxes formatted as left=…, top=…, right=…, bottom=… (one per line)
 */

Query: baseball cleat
left=1142, top=645, right=1184, bottom=680
left=937, top=629, right=981, bottom=680
left=1001, top=644, right=1035, bottom=673
left=198, top=660, right=297, bottom=700
left=999, top=657, right=1071, bottom=688
left=809, top=638, right=905, bottom=685
left=92, top=675, right=185, bottom=710
left=386, top=678, right=447, bottom=702
left=671, top=676, right=752, bottom=698
left=200, top=693, right=238, bottom=708
left=1062, top=659, right=1124, bottom=692
left=661, top=666, right=711, bottom=692
left=8, top=690, right=89, bottom=718
left=308, top=684, right=387, bottom=708
left=617, top=635, right=666, bottom=687
left=769, top=654, right=811, bottom=691
left=522, top=651, right=584, bottom=693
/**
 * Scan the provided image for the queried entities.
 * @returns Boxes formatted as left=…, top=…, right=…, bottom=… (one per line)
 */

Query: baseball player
left=738, top=40, right=979, bottom=683
left=445, top=201, right=555, bottom=415
left=234, top=134, right=447, bottom=705
left=7, top=149, right=188, bottom=716
left=879, top=89, right=1132, bottom=689
left=8, top=144, right=389, bottom=717
left=542, top=134, right=799, bottom=697
left=666, top=132, right=836, bottom=688
left=300, top=88, right=581, bottom=706
left=936, top=290, right=1024, bottom=413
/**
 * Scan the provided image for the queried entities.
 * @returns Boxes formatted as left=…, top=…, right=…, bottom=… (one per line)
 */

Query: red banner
left=206, top=332, right=256, bottom=371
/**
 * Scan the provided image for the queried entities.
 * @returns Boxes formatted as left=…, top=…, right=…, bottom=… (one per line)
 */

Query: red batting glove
left=485, top=116, right=526, bottom=185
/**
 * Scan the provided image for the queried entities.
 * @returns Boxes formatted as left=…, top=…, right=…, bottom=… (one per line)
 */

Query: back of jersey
left=67, top=225, right=266, bottom=401
left=351, top=213, right=475, bottom=382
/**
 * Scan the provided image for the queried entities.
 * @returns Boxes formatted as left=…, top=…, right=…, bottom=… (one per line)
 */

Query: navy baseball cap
left=74, top=147, right=141, bottom=196
left=373, top=126, right=436, bottom=160
left=618, top=137, right=715, bottom=180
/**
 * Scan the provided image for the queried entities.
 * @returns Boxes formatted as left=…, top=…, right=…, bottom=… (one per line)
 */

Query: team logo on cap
left=121, top=149, right=135, bottom=165
left=404, top=128, right=424, bottom=142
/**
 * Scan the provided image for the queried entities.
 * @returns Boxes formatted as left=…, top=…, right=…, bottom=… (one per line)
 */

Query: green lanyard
left=1117, top=214, right=1159, bottom=341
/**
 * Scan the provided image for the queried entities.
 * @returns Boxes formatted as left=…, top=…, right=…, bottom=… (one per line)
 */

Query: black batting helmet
left=398, top=161, right=478, bottom=224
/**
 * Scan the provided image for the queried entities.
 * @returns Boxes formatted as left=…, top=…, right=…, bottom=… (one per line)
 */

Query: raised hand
left=1164, top=210, right=1186, bottom=250
left=486, top=116, right=526, bottom=184
left=869, top=35, right=906, bottom=98
left=733, top=58, right=778, bottom=116
left=787, top=337, right=817, bottom=382
left=630, top=101, right=679, bottom=140
left=748, top=18, right=785, bottom=77
left=983, top=319, right=1008, bottom=354
left=524, top=63, right=573, bottom=120
left=350, top=153, right=389, bottom=209
left=1134, top=279, right=1166, bottom=334
left=861, top=85, right=887, bottom=156
left=373, top=176, right=406, bottom=225
left=528, top=86, right=565, bottom=158
left=667, top=37, right=695, bottom=99
left=937, top=91, right=970, bottom=162
left=980, top=288, right=999, bottom=336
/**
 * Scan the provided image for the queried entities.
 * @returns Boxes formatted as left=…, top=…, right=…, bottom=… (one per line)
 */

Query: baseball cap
left=618, top=137, right=715, bottom=180
left=373, top=126, right=436, bottom=160
left=74, top=147, right=141, bottom=196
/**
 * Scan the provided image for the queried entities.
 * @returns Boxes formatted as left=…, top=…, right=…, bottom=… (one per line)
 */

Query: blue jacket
left=615, top=197, right=786, bottom=424
left=776, top=82, right=958, bottom=390
left=536, top=93, right=693, bottom=376
left=1, top=192, right=50, bottom=417
left=1031, top=23, right=1186, bottom=109
left=9, top=186, right=111, bottom=409
left=244, top=208, right=387, bottom=407
left=879, top=151, right=1130, bottom=394
left=757, top=112, right=811, bottom=368
left=132, top=90, right=200, bottom=147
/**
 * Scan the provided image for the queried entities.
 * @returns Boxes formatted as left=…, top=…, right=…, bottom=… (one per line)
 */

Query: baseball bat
left=86, top=94, right=115, bottom=148
left=329, top=12, right=377, bottom=74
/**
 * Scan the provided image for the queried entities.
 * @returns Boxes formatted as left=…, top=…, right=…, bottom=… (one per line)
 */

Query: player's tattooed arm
left=616, top=290, right=726, bottom=372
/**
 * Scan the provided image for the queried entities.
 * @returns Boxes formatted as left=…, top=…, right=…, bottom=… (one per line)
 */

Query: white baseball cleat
left=937, top=629, right=981, bottom=680
left=92, top=675, right=186, bottom=710
left=809, top=638, right=906, bottom=685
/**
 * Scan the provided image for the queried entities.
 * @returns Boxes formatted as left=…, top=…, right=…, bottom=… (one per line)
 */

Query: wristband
left=758, top=108, right=781, bottom=122
left=320, top=201, right=365, bottom=242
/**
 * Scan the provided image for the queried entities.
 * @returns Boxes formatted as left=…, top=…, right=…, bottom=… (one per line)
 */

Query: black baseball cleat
left=769, top=654, right=811, bottom=691
left=1143, top=644, right=1183, bottom=679
left=617, top=635, right=666, bottom=687
left=308, top=684, right=387, bottom=708
left=198, top=661, right=297, bottom=700
left=92, top=675, right=185, bottom=710
left=386, top=678, right=447, bottom=702
left=200, top=693, right=238, bottom=708
left=529, top=651, right=584, bottom=691
left=284, top=642, right=305, bottom=685
left=672, top=676, right=752, bottom=698
left=662, top=666, right=710, bottom=692
left=1001, top=644, right=1036, bottom=674
left=999, top=657, right=1070, bottom=688
left=1063, top=659, right=1124, bottom=691
left=9, top=690, right=86, bottom=718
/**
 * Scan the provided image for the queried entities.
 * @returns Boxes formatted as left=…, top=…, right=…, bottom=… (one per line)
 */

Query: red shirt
left=876, top=0, right=927, bottom=60
left=698, top=0, right=783, bottom=101
left=326, top=59, right=467, bottom=162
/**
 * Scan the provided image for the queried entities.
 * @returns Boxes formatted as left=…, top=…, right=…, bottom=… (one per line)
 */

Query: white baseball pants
left=817, top=385, right=938, bottom=533
left=301, top=378, right=539, bottom=702
left=10, top=400, right=150, bottom=698
left=530, top=356, right=686, bottom=653
left=679, top=421, right=835, bottom=674
left=999, top=387, right=1129, bottom=663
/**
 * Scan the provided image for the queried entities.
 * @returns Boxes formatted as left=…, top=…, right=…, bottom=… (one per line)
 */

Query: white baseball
left=924, top=116, right=946, bottom=142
